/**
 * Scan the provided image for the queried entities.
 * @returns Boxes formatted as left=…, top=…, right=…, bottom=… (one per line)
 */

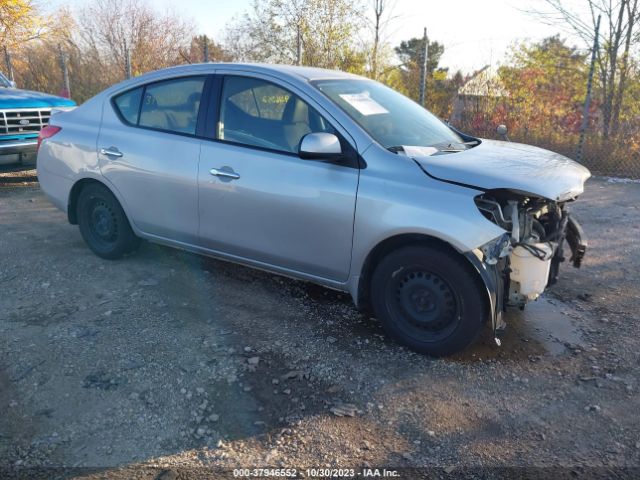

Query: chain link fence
left=4, top=42, right=640, bottom=179
left=451, top=97, right=640, bottom=179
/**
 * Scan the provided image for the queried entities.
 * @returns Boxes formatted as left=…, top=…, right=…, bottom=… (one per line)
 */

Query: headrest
left=283, top=96, right=308, bottom=124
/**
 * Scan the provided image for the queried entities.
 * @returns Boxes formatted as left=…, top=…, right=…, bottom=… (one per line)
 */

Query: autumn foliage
left=2, top=0, right=640, bottom=176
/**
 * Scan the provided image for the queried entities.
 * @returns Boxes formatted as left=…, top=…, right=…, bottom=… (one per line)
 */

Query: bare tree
left=9, top=0, right=197, bottom=101
left=0, top=0, right=43, bottom=48
left=224, top=0, right=365, bottom=71
left=179, top=35, right=231, bottom=64
left=8, top=6, right=80, bottom=95
left=367, top=0, right=400, bottom=79
left=611, top=0, right=639, bottom=135
left=532, top=0, right=640, bottom=139
left=76, top=0, right=193, bottom=81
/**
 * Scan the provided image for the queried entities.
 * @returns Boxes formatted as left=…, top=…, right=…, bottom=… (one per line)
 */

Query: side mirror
left=299, top=132, right=342, bottom=160
left=497, top=124, right=510, bottom=141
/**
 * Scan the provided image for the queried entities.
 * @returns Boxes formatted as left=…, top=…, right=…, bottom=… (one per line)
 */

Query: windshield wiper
left=428, top=140, right=476, bottom=152
left=387, top=141, right=476, bottom=155
left=386, top=146, right=405, bottom=153
left=387, top=144, right=463, bottom=156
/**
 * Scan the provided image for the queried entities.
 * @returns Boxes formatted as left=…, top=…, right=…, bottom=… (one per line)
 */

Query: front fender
left=347, top=146, right=507, bottom=318
left=350, top=156, right=506, bottom=283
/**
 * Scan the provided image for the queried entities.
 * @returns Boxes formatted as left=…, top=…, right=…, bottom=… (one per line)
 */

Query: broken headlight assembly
left=478, top=232, right=511, bottom=265
left=475, top=189, right=586, bottom=307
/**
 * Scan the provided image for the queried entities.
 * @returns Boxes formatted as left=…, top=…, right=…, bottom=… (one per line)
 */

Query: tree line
left=2, top=0, right=640, bottom=175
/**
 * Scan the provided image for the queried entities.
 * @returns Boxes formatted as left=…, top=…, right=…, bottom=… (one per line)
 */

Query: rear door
left=98, top=75, right=208, bottom=244
left=197, top=73, right=359, bottom=282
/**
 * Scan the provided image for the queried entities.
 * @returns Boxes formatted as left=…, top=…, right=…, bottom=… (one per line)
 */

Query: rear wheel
left=77, top=183, right=140, bottom=259
left=370, top=245, right=487, bottom=356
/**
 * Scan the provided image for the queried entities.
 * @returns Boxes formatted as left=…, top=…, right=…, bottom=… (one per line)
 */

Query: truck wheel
left=370, top=245, right=487, bottom=356
left=77, top=183, right=140, bottom=259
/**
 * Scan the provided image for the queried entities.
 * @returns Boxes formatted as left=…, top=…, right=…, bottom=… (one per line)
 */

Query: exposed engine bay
left=474, top=189, right=587, bottom=316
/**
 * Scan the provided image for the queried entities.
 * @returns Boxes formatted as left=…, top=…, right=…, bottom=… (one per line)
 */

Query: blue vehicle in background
left=0, top=71, right=76, bottom=167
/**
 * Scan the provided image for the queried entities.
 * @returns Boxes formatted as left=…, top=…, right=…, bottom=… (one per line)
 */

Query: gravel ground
left=1, top=169, right=639, bottom=479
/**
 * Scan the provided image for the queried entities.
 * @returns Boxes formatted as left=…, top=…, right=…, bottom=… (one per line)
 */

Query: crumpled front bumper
left=464, top=251, right=506, bottom=340
left=566, top=215, right=587, bottom=268
left=465, top=213, right=587, bottom=344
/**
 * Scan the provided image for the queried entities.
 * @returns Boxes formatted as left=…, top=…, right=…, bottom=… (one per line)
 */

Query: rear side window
left=113, top=87, right=143, bottom=125
left=139, top=77, right=205, bottom=135
left=112, top=76, right=206, bottom=136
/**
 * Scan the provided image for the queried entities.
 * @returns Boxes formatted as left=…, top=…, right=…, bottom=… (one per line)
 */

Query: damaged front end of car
left=467, top=189, right=587, bottom=343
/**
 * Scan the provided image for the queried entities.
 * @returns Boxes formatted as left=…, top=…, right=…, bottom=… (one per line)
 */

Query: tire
left=370, top=245, right=487, bottom=356
left=76, top=183, right=140, bottom=259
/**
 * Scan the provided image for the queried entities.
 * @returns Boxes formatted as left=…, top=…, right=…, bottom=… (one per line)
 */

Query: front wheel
left=77, top=183, right=140, bottom=259
left=370, top=245, right=487, bottom=356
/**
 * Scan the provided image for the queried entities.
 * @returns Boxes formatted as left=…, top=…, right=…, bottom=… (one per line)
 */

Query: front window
left=219, top=76, right=335, bottom=154
left=312, top=79, right=466, bottom=152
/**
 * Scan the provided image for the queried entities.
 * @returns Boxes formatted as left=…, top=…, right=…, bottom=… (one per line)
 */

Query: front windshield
left=312, top=78, right=464, bottom=151
left=0, top=71, right=11, bottom=87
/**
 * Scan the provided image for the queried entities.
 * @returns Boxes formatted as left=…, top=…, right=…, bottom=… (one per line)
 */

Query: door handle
left=209, top=167, right=240, bottom=180
left=100, top=147, right=123, bottom=158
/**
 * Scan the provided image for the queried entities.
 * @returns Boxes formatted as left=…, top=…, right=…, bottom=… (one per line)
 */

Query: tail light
left=37, top=126, right=62, bottom=152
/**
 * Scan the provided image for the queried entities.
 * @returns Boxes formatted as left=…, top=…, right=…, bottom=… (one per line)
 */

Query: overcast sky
left=49, top=0, right=590, bottom=74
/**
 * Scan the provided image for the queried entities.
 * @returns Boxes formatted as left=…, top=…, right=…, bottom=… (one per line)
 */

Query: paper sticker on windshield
left=402, top=146, right=438, bottom=158
left=339, top=92, right=388, bottom=116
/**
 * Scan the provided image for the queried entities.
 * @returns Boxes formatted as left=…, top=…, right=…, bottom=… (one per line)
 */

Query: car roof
left=118, top=62, right=363, bottom=87
left=94, top=62, right=368, bottom=107
left=219, top=63, right=363, bottom=82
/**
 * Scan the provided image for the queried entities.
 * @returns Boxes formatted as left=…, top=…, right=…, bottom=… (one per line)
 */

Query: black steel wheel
left=370, top=245, right=487, bottom=356
left=77, top=183, right=140, bottom=259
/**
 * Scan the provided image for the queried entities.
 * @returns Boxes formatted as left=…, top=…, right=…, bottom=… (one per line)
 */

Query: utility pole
left=203, top=35, right=209, bottom=62
left=577, top=14, right=601, bottom=162
left=296, top=24, right=302, bottom=66
left=124, top=43, right=132, bottom=79
left=3, top=46, right=14, bottom=82
left=58, top=44, right=71, bottom=99
left=418, top=27, right=428, bottom=106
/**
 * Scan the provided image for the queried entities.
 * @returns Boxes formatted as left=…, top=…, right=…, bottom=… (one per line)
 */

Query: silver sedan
left=36, top=63, right=590, bottom=356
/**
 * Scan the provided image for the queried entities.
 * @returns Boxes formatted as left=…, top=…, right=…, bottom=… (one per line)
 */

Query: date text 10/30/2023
left=232, top=468, right=400, bottom=477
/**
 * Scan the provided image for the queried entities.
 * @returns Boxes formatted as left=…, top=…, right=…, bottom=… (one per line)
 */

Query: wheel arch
left=67, top=178, right=102, bottom=224
left=354, top=233, right=491, bottom=320
left=67, top=177, right=133, bottom=227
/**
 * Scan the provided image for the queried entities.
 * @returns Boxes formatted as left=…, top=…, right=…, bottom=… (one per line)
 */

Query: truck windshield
left=0, top=72, right=11, bottom=87
left=312, top=78, right=464, bottom=152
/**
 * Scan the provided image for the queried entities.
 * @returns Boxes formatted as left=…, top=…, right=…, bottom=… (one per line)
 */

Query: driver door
left=197, top=74, right=359, bottom=282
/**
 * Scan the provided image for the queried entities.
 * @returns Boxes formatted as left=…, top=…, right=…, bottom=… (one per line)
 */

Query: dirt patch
left=1, top=177, right=639, bottom=474
left=0, top=166, right=38, bottom=190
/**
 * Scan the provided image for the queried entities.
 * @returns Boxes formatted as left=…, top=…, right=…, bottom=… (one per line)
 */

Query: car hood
left=0, top=88, right=76, bottom=108
left=411, top=139, right=591, bottom=201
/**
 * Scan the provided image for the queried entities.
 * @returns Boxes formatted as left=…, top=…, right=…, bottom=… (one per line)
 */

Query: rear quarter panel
left=37, top=96, right=104, bottom=213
